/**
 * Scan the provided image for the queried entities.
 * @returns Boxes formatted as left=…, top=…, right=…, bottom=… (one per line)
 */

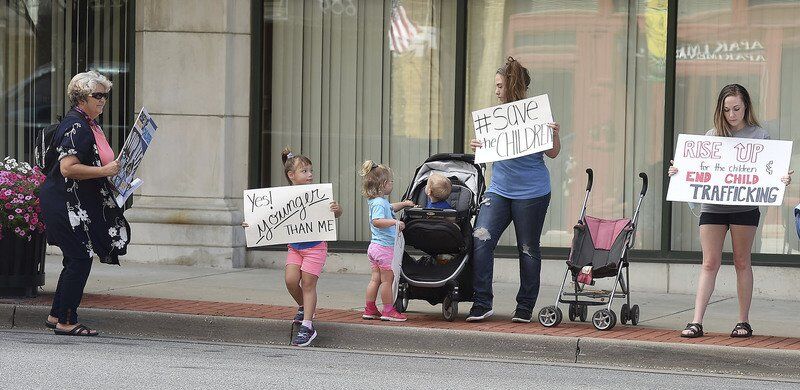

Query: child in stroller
left=394, top=153, right=486, bottom=321
left=426, top=173, right=453, bottom=209
left=421, top=173, right=457, bottom=266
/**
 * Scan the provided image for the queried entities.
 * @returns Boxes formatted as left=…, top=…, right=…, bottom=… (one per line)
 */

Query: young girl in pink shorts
left=360, top=160, right=414, bottom=322
left=280, top=148, right=342, bottom=346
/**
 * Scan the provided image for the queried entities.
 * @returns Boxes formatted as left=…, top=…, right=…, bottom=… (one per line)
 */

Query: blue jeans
left=471, top=192, right=550, bottom=311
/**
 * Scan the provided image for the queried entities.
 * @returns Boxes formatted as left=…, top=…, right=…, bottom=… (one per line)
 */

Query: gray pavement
left=3, top=256, right=800, bottom=380
left=46, top=256, right=800, bottom=338
left=3, top=331, right=799, bottom=389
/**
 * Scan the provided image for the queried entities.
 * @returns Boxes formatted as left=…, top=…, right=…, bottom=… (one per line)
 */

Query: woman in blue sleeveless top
left=466, top=57, right=561, bottom=323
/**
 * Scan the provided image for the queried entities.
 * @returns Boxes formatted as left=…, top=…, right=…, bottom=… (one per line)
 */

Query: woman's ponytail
left=497, top=56, right=531, bottom=103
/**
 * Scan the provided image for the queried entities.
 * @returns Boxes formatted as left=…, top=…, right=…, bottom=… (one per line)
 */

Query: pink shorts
left=286, top=242, right=328, bottom=276
left=367, top=243, right=394, bottom=271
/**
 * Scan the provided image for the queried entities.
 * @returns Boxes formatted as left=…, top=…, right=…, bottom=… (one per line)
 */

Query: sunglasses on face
left=90, top=92, right=110, bottom=100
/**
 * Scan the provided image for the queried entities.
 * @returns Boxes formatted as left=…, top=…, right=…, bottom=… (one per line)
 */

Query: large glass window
left=672, top=0, right=800, bottom=254
left=262, top=0, right=456, bottom=241
left=0, top=0, right=134, bottom=162
left=465, top=0, right=666, bottom=250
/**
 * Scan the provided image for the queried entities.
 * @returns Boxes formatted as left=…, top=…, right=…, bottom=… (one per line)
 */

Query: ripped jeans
left=471, top=191, right=550, bottom=311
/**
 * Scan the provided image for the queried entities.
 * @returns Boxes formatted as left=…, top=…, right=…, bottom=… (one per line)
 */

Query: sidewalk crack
left=11, top=305, right=16, bottom=328
left=575, top=338, right=581, bottom=363
left=86, top=269, right=255, bottom=294
left=638, top=296, right=734, bottom=323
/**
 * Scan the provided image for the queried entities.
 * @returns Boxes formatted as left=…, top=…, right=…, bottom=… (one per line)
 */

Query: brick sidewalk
left=8, top=293, right=800, bottom=351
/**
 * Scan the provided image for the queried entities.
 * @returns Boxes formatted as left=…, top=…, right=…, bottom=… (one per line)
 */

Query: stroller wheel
left=442, top=295, right=458, bottom=322
left=568, top=303, right=577, bottom=321
left=538, top=306, right=562, bottom=328
left=579, top=305, right=588, bottom=322
left=631, top=304, right=640, bottom=326
left=592, top=309, right=617, bottom=331
left=620, top=304, right=630, bottom=325
left=394, top=284, right=409, bottom=313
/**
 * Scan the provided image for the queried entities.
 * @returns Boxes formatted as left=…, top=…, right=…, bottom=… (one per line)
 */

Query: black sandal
left=680, top=322, right=704, bottom=338
left=730, top=322, right=753, bottom=338
left=44, top=320, right=57, bottom=329
left=54, top=324, right=99, bottom=337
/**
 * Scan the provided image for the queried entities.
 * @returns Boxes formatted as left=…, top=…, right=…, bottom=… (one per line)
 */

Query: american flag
left=389, top=1, right=418, bottom=53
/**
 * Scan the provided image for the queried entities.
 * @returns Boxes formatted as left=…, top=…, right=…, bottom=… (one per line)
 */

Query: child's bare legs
left=300, top=271, right=318, bottom=322
left=379, top=269, right=395, bottom=307
left=285, top=264, right=303, bottom=306
left=366, top=267, right=381, bottom=302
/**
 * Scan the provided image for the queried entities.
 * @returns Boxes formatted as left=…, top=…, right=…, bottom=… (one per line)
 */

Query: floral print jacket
left=39, top=109, right=130, bottom=264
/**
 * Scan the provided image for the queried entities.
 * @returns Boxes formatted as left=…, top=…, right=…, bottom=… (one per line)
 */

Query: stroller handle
left=639, top=172, right=648, bottom=196
left=585, top=169, right=593, bottom=191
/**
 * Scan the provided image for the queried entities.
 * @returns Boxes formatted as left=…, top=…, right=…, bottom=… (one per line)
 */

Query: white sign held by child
left=243, top=183, right=337, bottom=247
left=391, top=228, right=405, bottom=302
left=667, top=134, right=792, bottom=206
left=472, top=94, right=554, bottom=164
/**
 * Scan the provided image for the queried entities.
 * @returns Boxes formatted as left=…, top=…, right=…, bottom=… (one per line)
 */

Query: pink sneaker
left=362, top=305, right=381, bottom=320
left=380, top=308, right=407, bottom=322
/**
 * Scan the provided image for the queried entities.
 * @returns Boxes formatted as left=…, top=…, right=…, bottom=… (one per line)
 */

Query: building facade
left=3, top=0, right=800, bottom=276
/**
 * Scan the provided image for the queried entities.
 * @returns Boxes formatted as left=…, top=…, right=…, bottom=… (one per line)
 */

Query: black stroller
left=538, top=169, right=648, bottom=331
left=394, top=153, right=485, bottom=321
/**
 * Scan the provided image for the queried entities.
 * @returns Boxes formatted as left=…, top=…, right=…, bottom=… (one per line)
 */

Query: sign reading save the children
left=472, top=94, right=554, bottom=164
left=667, top=134, right=792, bottom=206
left=243, top=184, right=337, bottom=247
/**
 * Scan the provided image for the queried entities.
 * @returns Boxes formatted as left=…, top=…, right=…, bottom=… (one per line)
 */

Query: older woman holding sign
left=39, top=70, right=130, bottom=336
left=466, top=56, right=561, bottom=323
left=668, top=84, right=792, bottom=338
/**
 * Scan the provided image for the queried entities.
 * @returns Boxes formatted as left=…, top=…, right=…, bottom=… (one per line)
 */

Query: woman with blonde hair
left=39, top=70, right=130, bottom=336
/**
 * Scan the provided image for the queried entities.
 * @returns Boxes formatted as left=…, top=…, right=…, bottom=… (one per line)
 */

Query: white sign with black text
left=472, top=94, right=554, bottom=164
left=243, top=184, right=337, bottom=247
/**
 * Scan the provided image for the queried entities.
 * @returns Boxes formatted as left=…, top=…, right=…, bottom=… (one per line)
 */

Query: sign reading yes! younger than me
left=243, top=184, right=337, bottom=247
left=472, top=94, right=554, bottom=164
left=667, top=134, right=793, bottom=206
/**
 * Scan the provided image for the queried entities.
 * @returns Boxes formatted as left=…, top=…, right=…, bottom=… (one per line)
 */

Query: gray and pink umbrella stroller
left=538, top=169, right=648, bottom=331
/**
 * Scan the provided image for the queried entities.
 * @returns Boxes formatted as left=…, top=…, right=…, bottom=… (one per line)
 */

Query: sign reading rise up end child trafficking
left=472, top=94, right=554, bottom=164
left=667, top=134, right=793, bottom=206
left=243, top=184, right=337, bottom=247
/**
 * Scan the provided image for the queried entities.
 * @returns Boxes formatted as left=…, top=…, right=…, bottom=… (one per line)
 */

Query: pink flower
left=7, top=215, right=12, bottom=220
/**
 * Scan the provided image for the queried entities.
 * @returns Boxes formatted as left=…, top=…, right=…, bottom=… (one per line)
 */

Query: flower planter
left=0, top=228, right=46, bottom=297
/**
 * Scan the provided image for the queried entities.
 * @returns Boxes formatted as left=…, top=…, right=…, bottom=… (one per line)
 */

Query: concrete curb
left=3, top=303, right=800, bottom=380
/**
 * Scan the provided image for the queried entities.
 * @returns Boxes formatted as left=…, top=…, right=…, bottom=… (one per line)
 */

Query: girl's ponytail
left=360, top=160, right=378, bottom=177
left=281, top=147, right=294, bottom=165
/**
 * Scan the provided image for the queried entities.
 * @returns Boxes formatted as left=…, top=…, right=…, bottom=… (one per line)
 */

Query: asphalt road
left=2, top=330, right=798, bottom=390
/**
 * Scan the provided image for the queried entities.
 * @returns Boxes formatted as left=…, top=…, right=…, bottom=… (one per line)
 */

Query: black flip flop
left=54, top=324, right=99, bottom=337
left=44, top=320, right=57, bottom=329
left=731, top=322, right=753, bottom=338
left=680, top=322, right=704, bottom=338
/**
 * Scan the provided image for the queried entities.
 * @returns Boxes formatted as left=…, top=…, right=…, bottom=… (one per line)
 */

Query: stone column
left=126, top=0, right=250, bottom=267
